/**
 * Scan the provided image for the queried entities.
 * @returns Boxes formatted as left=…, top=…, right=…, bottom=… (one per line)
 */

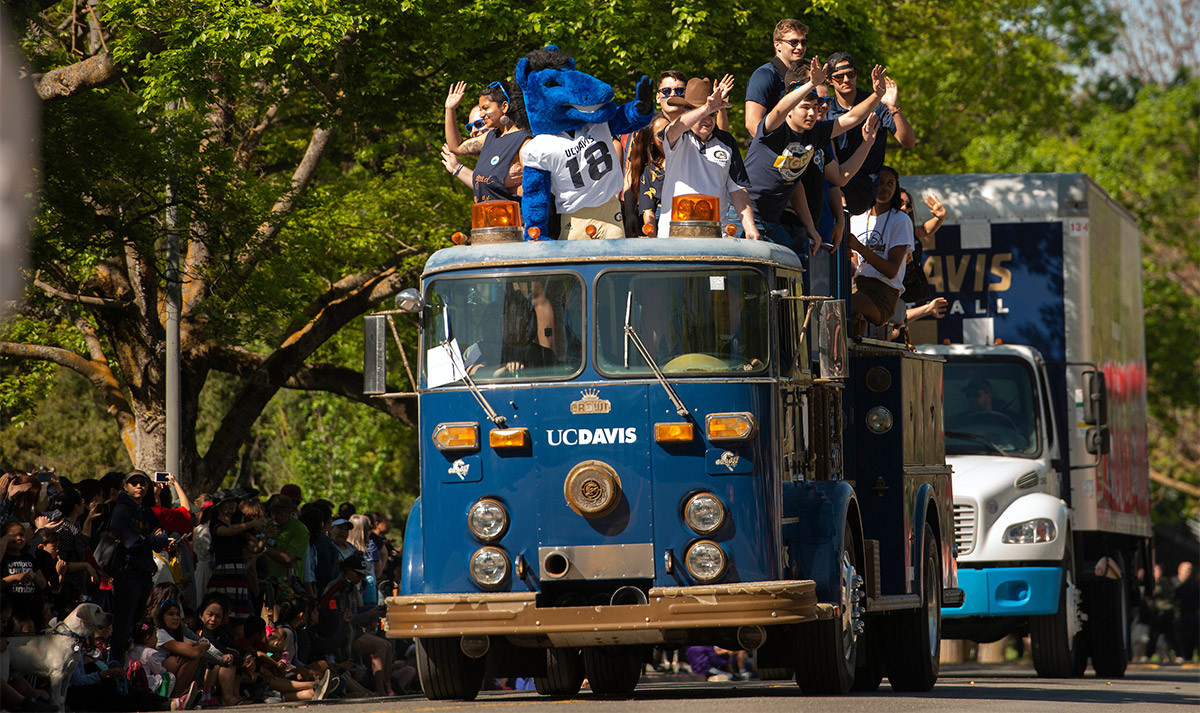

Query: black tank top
left=474, top=128, right=530, bottom=203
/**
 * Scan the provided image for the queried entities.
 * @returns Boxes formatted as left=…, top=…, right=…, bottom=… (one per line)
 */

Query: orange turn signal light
left=584, top=224, right=597, bottom=238
left=471, top=200, right=521, bottom=230
left=706, top=413, right=758, bottom=442
left=450, top=231, right=467, bottom=245
left=489, top=428, right=530, bottom=449
left=642, top=223, right=654, bottom=236
left=433, top=422, right=479, bottom=451
left=724, top=224, right=738, bottom=236
left=655, top=422, right=695, bottom=443
left=528, top=226, right=542, bottom=240
left=672, top=194, right=719, bottom=222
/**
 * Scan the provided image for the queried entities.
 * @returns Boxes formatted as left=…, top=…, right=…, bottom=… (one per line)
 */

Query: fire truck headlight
left=706, top=413, right=758, bottom=443
left=433, top=422, right=479, bottom=451
left=685, top=540, right=727, bottom=582
left=684, top=493, right=726, bottom=535
left=865, top=407, right=893, bottom=434
left=468, top=498, right=508, bottom=542
left=1002, top=518, right=1057, bottom=544
left=470, top=547, right=510, bottom=587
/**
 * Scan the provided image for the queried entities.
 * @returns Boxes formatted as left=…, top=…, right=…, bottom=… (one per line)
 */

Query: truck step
left=942, top=587, right=965, bottom=607
left=865, top=594, right=920, bottom=612
left=863, top=539, right=882, bottom=599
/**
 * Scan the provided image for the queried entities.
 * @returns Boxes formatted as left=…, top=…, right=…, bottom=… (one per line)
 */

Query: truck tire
left=1086, top=577, right=1129, bottom=678
left=794, top=525, right=862, bottom=694
left=414, top=637, right=485, bottom=701
left=1031, top=557, right=1085, bottom=677
left=582, top=646, right=642, bottom=696
left=884, top=522, right=942, bottom=692
left=534, top=648, right=585, bottom=696
left=851, top=619, right=884, bottom=692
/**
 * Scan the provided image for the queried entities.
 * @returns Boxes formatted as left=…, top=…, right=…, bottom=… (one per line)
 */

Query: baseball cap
left=331, top=518, right=351, bottom=528
left=280, top=484, right=302, bottom=503
left=125, top=471, right=151, bottom=486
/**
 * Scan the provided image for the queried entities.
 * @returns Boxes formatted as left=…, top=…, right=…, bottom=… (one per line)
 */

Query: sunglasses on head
left=778, top=37, right=807, bottom=48
left=464, top=119, right=486, bottom=133
left=659, top=87, right=686, bottom=98
left=487, top=80, right=509, bottom=103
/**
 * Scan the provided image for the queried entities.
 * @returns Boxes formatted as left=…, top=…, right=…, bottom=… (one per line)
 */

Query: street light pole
left=164, top=103, right=180, bottom=480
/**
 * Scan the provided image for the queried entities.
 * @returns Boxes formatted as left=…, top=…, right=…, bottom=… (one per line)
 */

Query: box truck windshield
left=943, top=358, right=1042, bottom=458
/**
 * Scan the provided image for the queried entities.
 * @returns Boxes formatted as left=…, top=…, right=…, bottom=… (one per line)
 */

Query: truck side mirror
left=363, top=315, right=388, bottom=395
left=1082, top=370, right=1107, bottom=426
left=394, top=288, right=423, bottom=314
left=1085, top=425, right=1110, bottom=456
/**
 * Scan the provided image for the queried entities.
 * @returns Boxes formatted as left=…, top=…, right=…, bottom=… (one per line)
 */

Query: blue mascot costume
left=516, top=46, right=654, bottom=240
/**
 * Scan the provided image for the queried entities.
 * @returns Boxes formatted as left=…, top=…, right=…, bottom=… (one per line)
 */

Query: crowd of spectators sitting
left=1, top=469, right=415, bottom=710
left=440, top=18, right=948, bottom=338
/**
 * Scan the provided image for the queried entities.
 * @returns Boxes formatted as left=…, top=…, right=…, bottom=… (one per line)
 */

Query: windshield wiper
left=945, top=430, right=1005, bottom=456
left=437, top=306, right=506, bottom=427
left=624, top=291, right=690, bottom=418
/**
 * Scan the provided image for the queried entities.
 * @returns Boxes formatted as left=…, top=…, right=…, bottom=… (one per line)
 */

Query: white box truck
left=904, top=173, right=1153, bottom=678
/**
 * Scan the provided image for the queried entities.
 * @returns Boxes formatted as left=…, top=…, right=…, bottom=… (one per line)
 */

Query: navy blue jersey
left=745, top=60, right=786, bottom=129
left=828, top=89, right=896, bottom=180
left=474, top=128, right=530, bottom=203
left=745, top=116, right=835, bottom=223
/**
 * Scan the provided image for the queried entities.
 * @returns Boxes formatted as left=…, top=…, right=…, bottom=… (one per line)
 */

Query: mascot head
left=515, top=46, right=618, bottom=135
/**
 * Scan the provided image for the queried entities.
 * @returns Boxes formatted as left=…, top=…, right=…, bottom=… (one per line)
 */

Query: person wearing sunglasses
left=744, top=18, right=809, bottom=137
left=825, top=52, right=915, bottom=216
left=442, top=80, right=531, bottom=205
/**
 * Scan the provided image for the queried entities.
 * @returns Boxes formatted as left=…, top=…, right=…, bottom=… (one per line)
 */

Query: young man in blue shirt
left=745, top=58, right=888, bottom=254
left=826, top=52, right=915, bottom=215
left=743, top=18, right=808, bottom=137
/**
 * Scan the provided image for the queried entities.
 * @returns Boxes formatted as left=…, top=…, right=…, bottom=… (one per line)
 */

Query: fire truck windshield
left=423, top=273, right=584, bottom=383
left=595, top=269, right=769, bottom=376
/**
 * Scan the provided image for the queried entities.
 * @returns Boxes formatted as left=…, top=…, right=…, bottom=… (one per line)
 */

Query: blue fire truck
left=364, top=199, right=960, bottom=699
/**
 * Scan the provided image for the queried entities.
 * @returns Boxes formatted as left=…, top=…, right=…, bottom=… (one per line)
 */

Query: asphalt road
left=247, top=663, right=1198, bottom=712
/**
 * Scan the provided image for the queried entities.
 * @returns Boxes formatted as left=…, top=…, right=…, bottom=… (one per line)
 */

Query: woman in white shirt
left=848, top=165, right=913, bottom=328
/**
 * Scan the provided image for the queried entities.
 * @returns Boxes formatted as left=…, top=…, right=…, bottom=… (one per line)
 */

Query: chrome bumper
left=384, top=579, right=831, bottom=646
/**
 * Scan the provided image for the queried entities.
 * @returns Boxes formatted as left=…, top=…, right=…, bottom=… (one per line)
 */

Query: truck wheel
left=851, top=618, right=884, bottom=691
left=794, top=525, right=862, bottom=694
left=1086, top=576, right=1129, bottom=678
left=884, top=522, right=942, bottom=692
left=1031, top=557, right=1085, bottom=677
left=757, top=667, right=794, bottom=681
left=582, top=646, right=642, bottom=696
left=534, top=648, right=585, bottom=696
left=414, top=637, right=485, bottom=701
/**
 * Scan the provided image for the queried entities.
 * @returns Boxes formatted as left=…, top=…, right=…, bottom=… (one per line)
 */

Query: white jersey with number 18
left=521, top=123, right=622, bottom=214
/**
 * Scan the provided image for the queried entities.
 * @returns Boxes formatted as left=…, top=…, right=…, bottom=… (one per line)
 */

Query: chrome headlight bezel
left=469, top=546, right=510, bottom=588
left=683, top=492, right=727, bottom=535
left=684, top=540, right=728, bottom=582
left=467, top=498, right=509, bottom=542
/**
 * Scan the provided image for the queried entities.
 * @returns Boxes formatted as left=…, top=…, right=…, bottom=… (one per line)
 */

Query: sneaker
left=325, top=675, right=345, bottom=699
left=706, top=673, right=732, bottom=682
left=263, top=696, right=285, bottom=704
left=313, top=669, right=333, bottom=701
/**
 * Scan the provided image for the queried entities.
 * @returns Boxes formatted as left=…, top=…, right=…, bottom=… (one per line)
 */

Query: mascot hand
left=635, top=75, right=653, bottom=115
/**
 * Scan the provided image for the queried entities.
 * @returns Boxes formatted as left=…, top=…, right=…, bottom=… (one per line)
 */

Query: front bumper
left=942, top=566, right=1062, bottom=618
left=384, top=579, right=829, bottom=647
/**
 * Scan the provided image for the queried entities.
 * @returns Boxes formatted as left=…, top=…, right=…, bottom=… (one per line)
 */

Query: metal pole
left=165, top=103, right=180, bottom=480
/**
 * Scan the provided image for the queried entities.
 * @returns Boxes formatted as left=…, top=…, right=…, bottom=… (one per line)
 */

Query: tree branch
left=31, top=52, right=117, bottom=102
left=34, top=274, right=127, bottom=308
left=234, top=104, right=280, bottom=170
left=1152, top=468, right=1200, bottom=500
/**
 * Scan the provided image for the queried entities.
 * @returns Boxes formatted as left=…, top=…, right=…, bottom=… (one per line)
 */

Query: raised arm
left=440, top=144, right=474, bottom=188
left=880, top=78, right=916, bottom=148
left=764, top=58, right=826, bottom=133
left=828, top=113, right=880, bottom=186
left=665, top=75, right=733, bottom=148
left=830, top=65, right=886, bottom=138
left=444, top=82, right=467, bottom=153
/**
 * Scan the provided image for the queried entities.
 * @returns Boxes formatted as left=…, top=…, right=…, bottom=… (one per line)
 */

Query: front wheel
left=1031, top=557, right=1085, bottom=677
left=582, top=646, right=642, bottom=697
left=794, top=524, right=862, bottom=694
left=414, top=637, right=485, bottom=701
left=534, top=648, right=585, bottom=696
left=884, top=522, right=942, bottom=692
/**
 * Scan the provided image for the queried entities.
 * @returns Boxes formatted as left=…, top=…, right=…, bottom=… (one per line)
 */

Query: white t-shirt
left=658, top=130, right=746, bottom=238
left=521, top=123, right=622, bottom=213
left=851, top=208, right=914, bottom=292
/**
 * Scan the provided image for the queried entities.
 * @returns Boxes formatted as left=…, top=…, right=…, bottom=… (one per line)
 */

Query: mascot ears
left=515, top=46, right=577, bottom=89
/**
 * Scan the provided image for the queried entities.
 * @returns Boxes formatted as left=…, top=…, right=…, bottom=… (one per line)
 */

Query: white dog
left=8, top=602, right=113, bottom=712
